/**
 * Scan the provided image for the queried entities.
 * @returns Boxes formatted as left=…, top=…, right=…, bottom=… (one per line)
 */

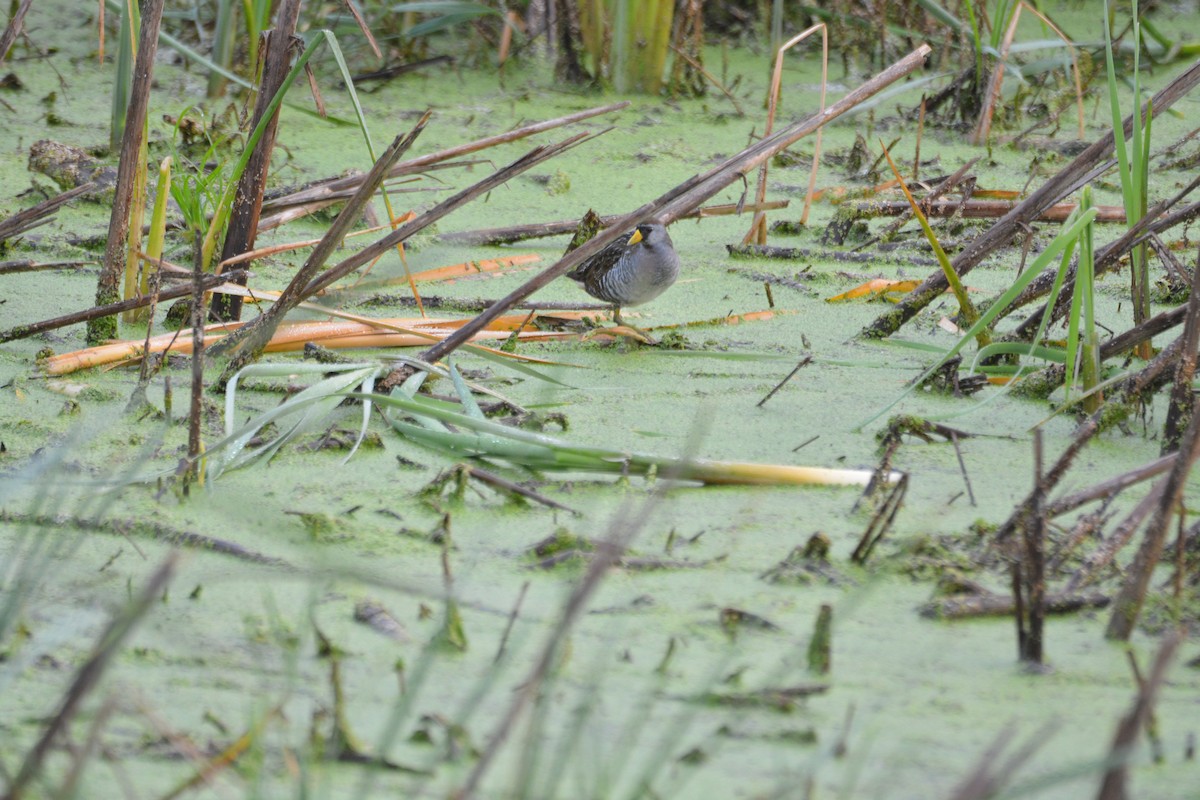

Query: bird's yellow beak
left=626, top=229, right=644, bottom=246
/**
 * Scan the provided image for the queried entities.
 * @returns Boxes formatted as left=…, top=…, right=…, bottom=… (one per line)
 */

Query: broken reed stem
left=850, top=473, right=908, bottom=564
left=851, top=199, right=1127, bottom=222
left=923, top=591, right=1110, bottom=619
left=1161, top=243, right=1200, bottom=453
left=1096, top=634, right=1180, bottom=800
left=863, top=57, right=1200, bottom=340
left=1011, top=559, right=1026, bottom=659
left=971, top=3, right=1021, bottom=146
left=88, top=0, right=164, bottom=345
left=744, top=23, right=828, bottom=244
left=852, top=157, right=978, bottom=251
left=0, top=260, right=93, bottom=275
left=304, top=132, right=595, bottom=303
left=418, top=45, right=932, bottom=370
left=1105, top=394, right=1200, bottom=641
left=272, top=101, right=630, bottom=212
left=948, top=722, right=1058, bottom=800
left=207, top=118, right=430, bottom=367
left=1046, top=453, right=1175, bottom=519
left=0, top=0, right=33, bottom=65
left=0, top=183, right=95, bottom=242
left=806, top=603, right=832, bottom=675
left=186, top=239, right=204, bottom=485
left=756, top=355, right=812, bottom=407
left=1124, top=650, right=1165, bottom=764
left=1021, top=430, right=1045, bottom=665
left=5, top=552, right=178, bottom=800
left=210, top=0, right=302, bottom=322
left=913, top=94, right=925, bottom=180
left=994, top=334, right=1184, bottom=551
left=436, top=200, right=789, bottom=246
left=1066, top=469, right=1168, bottom=594
left=0, top=269, right=247, bottom=345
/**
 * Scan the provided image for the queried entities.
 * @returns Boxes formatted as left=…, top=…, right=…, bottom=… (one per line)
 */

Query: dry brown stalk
left=862, top=57, right=1200, bottom=341
left=415, top=45, right=933, bottom=374
left=743, top=23, right=828, bottom=244
left=1161, top=249, right=1200, bottom=452
left=0, top=269, right=247, bottom=345
left=1096, top=634, right=1180, bottom=800
left=947, top=722, right=1059, bottom=800
left=1046, top=453, right=1175, bottom=520
left=0, top=0, right=32, bottom=64
left=207, top=118, right=430, bottom=369
left=853, top=198, right=1127, bottom=222
left=436, top=200, right=789, bottom=246
left=88, top=0, right=164, bottom=345
left=262, top=101, right=630, bottom=217
left=0, top=259, right=93, bottom=275
left=994, top=338, right=1185, bottom=551
left=921, top=591, right=1110, bottom=619
left=971, top=4, right=1022, bottom=146
left=210, top=0, right=302, bottom=322
left=0, top=182, right=95, bottom=243
left=1020, top=430, right=1046, bottom=665
left=1105, top=393, right=1200, bottom=640
left=669, top=43, right=744, bottom=115
left=232, top=130, right=600, bottom=390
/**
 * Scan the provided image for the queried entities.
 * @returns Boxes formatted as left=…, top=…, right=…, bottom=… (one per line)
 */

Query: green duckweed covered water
left=3, top=2, right=1200, bottom=798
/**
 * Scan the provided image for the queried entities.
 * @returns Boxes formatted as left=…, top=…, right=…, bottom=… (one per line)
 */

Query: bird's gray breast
left=600, top=243, right=680, bottom=305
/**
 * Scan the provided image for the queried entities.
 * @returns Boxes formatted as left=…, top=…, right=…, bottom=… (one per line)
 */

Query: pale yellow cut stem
left=744, top=23, right=827, bottom=244
left=675, top=460, right=901, bottom=487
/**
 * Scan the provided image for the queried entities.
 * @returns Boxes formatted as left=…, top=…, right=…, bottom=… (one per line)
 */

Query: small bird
left=566, top=222, right=680, bottom=326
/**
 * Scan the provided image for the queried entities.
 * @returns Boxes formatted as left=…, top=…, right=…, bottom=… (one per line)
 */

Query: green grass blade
left=449, top=362, right=486, bottom=420
left=857, top=207, right=1099, bottom=430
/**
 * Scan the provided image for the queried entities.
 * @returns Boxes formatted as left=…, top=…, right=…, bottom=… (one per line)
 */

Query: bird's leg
left=610, top=305, right=656, bottom=344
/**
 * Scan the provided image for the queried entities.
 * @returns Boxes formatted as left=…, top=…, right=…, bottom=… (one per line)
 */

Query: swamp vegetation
left=2, top=0, right=1200, bottom=797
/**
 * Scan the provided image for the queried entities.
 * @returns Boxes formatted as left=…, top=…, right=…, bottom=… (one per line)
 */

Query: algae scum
left=3, top=2, right=1200, bottom=798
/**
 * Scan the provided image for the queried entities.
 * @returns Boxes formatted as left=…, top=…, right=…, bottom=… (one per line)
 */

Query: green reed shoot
left=110, top=0, right=138, bottom=151
left=127, top=156, right=172, bottom=323
left=206, top=0, right=235, bottom=98
left=1063, top=186, right=1102, bottom=411
left=860, top=204, right=1099, bottom=430
left=1104, top=0, right=1154, bottom=359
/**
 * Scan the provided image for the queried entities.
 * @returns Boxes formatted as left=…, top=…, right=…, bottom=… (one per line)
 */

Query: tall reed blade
left=109, top=0, right=138, bottom=151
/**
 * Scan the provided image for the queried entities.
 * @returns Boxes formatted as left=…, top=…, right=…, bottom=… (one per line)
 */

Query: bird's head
left=630, top=223, right=672, bottom=250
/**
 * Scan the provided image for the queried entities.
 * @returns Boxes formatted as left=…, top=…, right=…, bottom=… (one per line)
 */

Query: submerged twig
left=755, top=356, right=812, bottom=407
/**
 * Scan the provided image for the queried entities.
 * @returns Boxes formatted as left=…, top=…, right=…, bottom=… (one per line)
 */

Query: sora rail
left=566, top=222, right=680, bottom=325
